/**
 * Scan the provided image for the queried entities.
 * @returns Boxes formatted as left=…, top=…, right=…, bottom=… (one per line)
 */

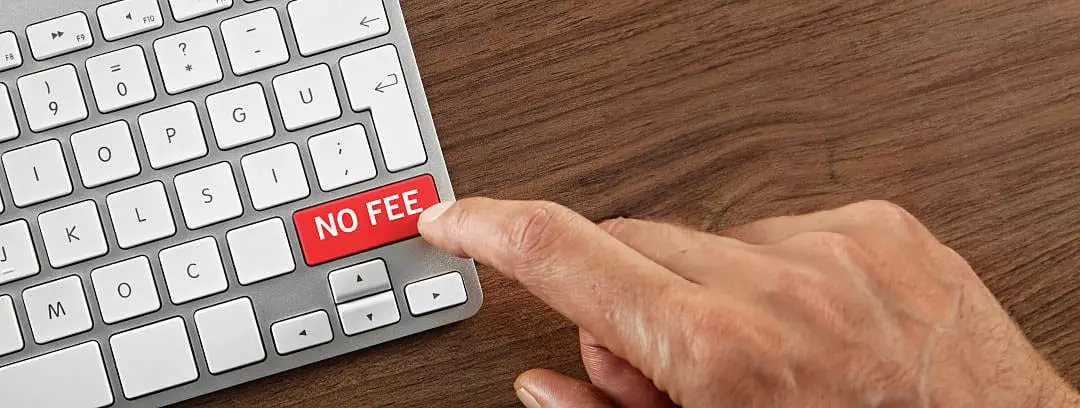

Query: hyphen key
left=293, top=175, right=440, bottom=265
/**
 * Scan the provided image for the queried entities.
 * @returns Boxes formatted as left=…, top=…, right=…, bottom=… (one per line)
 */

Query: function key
left=98, top=0, right=164, bottom=41
left=0, top=32, right=22, bottom=72
left=288, top=0, right=389, bottom=56
left=25, top=12, right=93, bottom=60
left=169, top=0, right=233, bottom=22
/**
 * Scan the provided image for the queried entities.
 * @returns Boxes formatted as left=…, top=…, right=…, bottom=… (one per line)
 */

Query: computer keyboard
left=0, top=0, right=483, bottom=406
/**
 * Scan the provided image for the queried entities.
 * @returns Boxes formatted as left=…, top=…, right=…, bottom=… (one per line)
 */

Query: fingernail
left=419, top=202, right=452, bottom=225
left=516, top=386, right=542, bottom=408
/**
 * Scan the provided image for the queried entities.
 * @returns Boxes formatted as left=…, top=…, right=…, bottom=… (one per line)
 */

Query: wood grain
left=187, top=0, right=1080, bottom=406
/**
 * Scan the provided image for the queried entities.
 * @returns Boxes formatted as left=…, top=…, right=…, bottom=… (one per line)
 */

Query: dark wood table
left=188, top=0, right=1080, bottom=406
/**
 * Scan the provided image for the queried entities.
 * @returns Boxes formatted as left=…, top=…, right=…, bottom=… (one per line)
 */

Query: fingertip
left=515, top=368, right=614, bottom=408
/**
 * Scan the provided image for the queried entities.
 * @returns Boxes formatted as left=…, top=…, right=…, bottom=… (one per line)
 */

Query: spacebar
left=0, top=342, right=114, bottom=407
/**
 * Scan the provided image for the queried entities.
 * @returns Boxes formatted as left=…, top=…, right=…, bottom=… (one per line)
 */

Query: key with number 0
left=17, top=65, right=89, bottom=132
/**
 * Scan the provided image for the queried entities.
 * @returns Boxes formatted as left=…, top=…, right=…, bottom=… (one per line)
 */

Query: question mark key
left=153, top=26, right=223, bottom=94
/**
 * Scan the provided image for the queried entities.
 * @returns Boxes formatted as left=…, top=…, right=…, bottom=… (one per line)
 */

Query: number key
left=17, top=65, right=88, bottom=132
left=86, top=46, right=156, bottom=113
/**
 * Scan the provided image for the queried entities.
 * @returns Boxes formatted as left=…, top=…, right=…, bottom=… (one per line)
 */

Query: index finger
left=417, top=198, right=693, bottom=362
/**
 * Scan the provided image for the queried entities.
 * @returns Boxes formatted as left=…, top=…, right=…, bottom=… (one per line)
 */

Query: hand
left=417, top=198, right=1079, bottom=407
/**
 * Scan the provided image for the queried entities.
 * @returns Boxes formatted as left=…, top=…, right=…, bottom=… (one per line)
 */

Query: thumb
left=515, top=369, right=614, bottom=408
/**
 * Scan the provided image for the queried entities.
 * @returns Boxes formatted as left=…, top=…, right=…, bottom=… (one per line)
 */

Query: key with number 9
left=17, top=64, right=88, bottom=132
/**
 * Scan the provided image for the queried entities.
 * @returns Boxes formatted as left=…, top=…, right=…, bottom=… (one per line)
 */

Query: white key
left=405, top=272, right=468, bottom=316
left=272, top=64, right=341, bottom=131
left=338, top=291, right=399, bottom=335
left=0, top=32, right=22, bottom=72
left=3, top=140, right=73, bottom=207
left=154, top=27, right=223, bottom=94
left=309, top=125, right=377, bottom=191
left=25, top=12, right=93, bottom=60
left=194, top=298, right=265, bottom=374
left=227, top=218, right=295, bottom=285
left=98, top=0, right=165, bottom=41
left=0, top=220, right=39, bottom=285
left=91, top=257, right=161, bottom=324
left=111, top=317, right=198, bottom=399
left=23, top=275, right=93, bottom=343
left=17, top=65, right=89, bottom=132
left=329, top=259, right=392, bottom=304
left=206, top=84, right=274, bottom=149
left=221, top=8, right=289, bottom=75
left=288, top=0, right=390, bottom=56
left=139, top=102, right=208, bottom=169
left=0, top=296, right=23, bottom=356
left=271, top=310, right=332, bottom=355
left=341, top=45, right=428, bottom=171
left=86, top=46, right=156, bottom=113
left=38, top=200, right=108, bottom=268
left=0, top=342, right=114, bottom=408
left=71, top=121, right=142, bottom=188
left=241, top=144, right=309, bottom=210
left=107, top=181, right=176, bottom=249
left=0, top=84, right=17, bottom=142
left=175, top=162, right=243, bottom=229
left=160, top=237, right=228, bottom=304
left=170, top=0, right=234, bottom=22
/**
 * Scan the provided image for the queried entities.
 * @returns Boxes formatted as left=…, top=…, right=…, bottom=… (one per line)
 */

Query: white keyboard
left=0, top=0, right=482, bottom=406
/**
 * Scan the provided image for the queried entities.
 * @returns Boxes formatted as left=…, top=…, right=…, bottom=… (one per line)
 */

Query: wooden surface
left=188, top=0, right=1080, bottom=406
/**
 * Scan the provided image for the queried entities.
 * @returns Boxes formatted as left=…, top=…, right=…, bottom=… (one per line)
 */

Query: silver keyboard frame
left=0, top=0, right=482, bottom=406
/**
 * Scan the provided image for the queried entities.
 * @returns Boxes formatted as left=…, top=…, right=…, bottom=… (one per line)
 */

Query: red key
left=293, top=175, right=440, bottom=265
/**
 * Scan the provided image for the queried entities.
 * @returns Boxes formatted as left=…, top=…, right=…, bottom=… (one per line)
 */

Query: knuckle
left=854, top=200, right=919, bottom=229
left=794, top=231, right=863, bottom=259
left=597, top=217, right=631, bottom=236
left=502, top=201, right=569, bottom=269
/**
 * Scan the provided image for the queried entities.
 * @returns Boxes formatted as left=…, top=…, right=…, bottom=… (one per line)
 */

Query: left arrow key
left=271, top=311, right=333, bottom=355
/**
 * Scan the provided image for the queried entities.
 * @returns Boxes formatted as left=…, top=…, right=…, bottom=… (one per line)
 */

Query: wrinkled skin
left=417, top=198, right=1080, bottom=408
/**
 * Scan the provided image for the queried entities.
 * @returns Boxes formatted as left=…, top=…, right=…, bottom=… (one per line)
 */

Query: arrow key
left=328, top=259, right=392, bottom=304
left=271, top=310, right=333, bottom=355
left=338, top=292, right=399, bottom=336
left=405, top=272, right=468, bottom=316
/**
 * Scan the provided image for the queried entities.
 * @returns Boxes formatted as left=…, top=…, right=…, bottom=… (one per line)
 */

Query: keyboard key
left=288, top=0, right=390, bottom=56
left=175, top=162, right=243, bottom=229
left=308, top=124, right=377, bottom=191
left=71, top=121, right=141, bottom=188
left=227, top=218, right=295, bottom=285
left=107, top=181, right=176, bottom=249
left=221, top=8, right=289, bottom=75
left=23, top=275, right=93, bottom=343
left=86, top=45, right=156, bottom=113
left=273, top=64, right=340, bottom=131
left=0, top=32, right=22, bottom=72
left=341, top=45, right=427, bottom=171
left=294, top=175, right=439, bottom=265
left=111, top=317, right=198, bottom=399
left=0, top=84, right=17, bottom=142
left=0, top=342, right=114, bottom=407
left=405, top=272, right=468, bottom=316
left=0, top=220, right=39, bottom=285
left=271, top=310, right=332, bottom=355
left=206, top=83, right=274, bottom=149
left=0, top=295, right=24, bottom=356
left=328, top=259, right=392, bottom=304
left=3, top=139, right=73, bottom=207
left=38, top=200, right=108, bottom=268
left=98, top=0, right=165, bottom=41
left=91, top=256, right=161, bottom=324
left=170, top=0, right=234, bottom=22
left=194, top=298, right=265, bottom=374
left=241, top=144, right=309, bottom=210
left=338, top=291, right=399, bottom=335
left=154, top=27, right=223, bottom=94
left=139, top=102, right=208, bottom=169
left=17, top=64, right=89, bottom=132
left=25, top=12, right=93, bottom=60
left=160, top=237, right=228, bottom=304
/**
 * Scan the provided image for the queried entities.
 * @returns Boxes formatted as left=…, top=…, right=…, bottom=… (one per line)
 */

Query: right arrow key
left=405, top=272, right=468, bottom=316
